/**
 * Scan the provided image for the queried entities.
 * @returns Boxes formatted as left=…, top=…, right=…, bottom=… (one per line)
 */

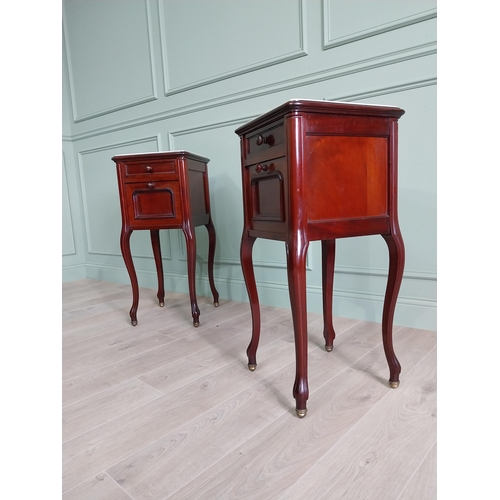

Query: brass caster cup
left=248, top=364, right=257, bottom=371
left=389, top=381, right=400, bottom=389
left=325, top=345, right=333, bottom=352
left=214, top=301, right=219, bottom=307
left=159, top=302, right=164, bottom=307
left=296, top=408, right=307, bottom=418
left=131, top=320, right=138, bottom=326
left=193, top=322, right=200, bottom=328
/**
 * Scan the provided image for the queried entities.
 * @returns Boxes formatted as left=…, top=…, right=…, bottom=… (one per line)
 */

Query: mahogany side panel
left=306, top=135, right=388, bottom=221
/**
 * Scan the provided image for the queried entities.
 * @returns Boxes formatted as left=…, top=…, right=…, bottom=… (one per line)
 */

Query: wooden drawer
left=122, top=181, right=183, bottom=229
left=123, top=160, right=177, bottom=179
left=245, top=121, right=286, bottom=165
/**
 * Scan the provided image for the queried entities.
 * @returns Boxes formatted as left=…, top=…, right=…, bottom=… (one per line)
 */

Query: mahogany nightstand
left=235, top=99, right=405, bottom=417
left=112, top=151, right=219, bottom=327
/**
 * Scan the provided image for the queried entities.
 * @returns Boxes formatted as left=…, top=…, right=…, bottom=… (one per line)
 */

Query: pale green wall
left=62, top=0, right=437, bottom=330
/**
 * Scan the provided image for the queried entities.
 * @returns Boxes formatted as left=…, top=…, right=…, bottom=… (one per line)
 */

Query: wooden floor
left=62, top=279, right=437, bottom=500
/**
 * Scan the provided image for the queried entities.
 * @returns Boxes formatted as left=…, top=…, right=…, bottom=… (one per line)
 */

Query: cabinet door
left=246, top=157, right=288, bottom=236
left=124, top=181, right=183, bottom=229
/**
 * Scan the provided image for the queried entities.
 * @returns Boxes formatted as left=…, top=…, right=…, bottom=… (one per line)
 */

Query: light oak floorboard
left=167, top=327, right=435, bottom=500
left=62, top=302, right=291, bottom=407
left=105, top=321, right=387, bottom=500
left=62, top=472, right=133, bottom=500
left=62, top=293, right=242, bottom=347
left=62, top=301, right=193, bottom=362
left=157, top=299, right=251, bottom=341
left=62, top=339, right=300, bottom=492
left=398, top=441, right=437, bottom=500
left=62, top=280, right=437, bottom=499
left=135, top=310, right=340, bottom=396
left=62, top=289, right=131, bottom=313
left=63, top=379, right=164, bottom=443
left=62, top=293, right=182, bottom=343
left=62, top=279, right=125, bottom=304
left=62, top=331, right=179, bottom=381
left=276, top=346, right=437, bottom=500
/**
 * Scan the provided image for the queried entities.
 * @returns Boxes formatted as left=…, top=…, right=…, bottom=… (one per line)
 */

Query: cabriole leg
left=286, top=234, right=310, bottom=418
left=205, top=219, right=220, bottom=307
left=182, top=224, right=200, bottom=327
left=321, top=239, right=336, bottom=351
left=120, top=228, right=139, bottom=326
left=382, top=232, right=405, bottom=388
left=240, top=233, right=260, bottom=371
left=150, top=230, right=165, bottom=307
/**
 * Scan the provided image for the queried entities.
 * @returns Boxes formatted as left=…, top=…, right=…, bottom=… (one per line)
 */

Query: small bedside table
left=112, top=151, right=220, bottom=327
left=235, top=100, right=405, bottom=417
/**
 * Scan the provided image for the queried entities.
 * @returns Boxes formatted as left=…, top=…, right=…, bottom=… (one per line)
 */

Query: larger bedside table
left=112, top=151, right=220, bottom=327
left=235, top=99, right=405, bottom=418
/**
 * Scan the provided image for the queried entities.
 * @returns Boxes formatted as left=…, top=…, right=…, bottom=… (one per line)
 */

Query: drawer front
left=245, top=121, right=285, bottom=164
left=246, top=157, right=288, bottom=234
left=123, top=181, right=183, bottom=228
left=123, top=160, right=177, bottom=178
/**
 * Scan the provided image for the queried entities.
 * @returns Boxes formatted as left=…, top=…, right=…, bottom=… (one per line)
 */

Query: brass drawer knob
left=146, top=165, right=153, bottom=172
left=147, top=182, right=155, bottom=188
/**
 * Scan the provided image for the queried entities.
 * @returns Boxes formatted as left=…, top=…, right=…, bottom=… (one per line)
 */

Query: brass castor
left=248, top=364, right=257, bottom=371
left=131, top=320, right=138, bottom=326
left=295, top=408, right=307, bottom=418
left=389, top=380, right=400, bottom=389
left=325, top=345, right=333, bottom=352
left=193, top=321, right=200, bottom=328
left=159, top=302, right=164, bottom=307
left=214, top=301, right=219, bottom=307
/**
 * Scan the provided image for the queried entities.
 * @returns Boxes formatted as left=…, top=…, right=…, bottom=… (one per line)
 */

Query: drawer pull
left=147, top=182, right=155, bottom=188
left=256, top=134, right=275, bottom=147
left=145, top=166, right=153, bottom=172
left=255, top=163, right=275, bottom=173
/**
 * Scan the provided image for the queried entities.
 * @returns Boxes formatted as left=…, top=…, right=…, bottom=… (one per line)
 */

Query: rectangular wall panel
left=159, top=0, right=306, bottom=92
left=323, top=0, right=436, bottom=48
left=63, top=0, right=157, bottom=121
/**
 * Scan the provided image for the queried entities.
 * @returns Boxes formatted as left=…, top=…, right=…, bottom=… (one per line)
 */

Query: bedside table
left=235, top=100, right=405, bottom=417
left=112, top=151, right=220, bottom=327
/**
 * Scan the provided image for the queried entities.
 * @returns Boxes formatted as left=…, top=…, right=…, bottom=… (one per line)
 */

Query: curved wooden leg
left=240, top=233, right=260, bottom=371
left=321, top=239, right=336, bottom=351
left=205, top=219, right=220, bottom=307
left=150, top=230, right=165, bottom=307
left=120, top=228, right=139, bottom=326
left=286, top=233, right=310, bottom=418
left=382, top=232, right=405, bottom=388
left=182, top=224, right=200, bottom=327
